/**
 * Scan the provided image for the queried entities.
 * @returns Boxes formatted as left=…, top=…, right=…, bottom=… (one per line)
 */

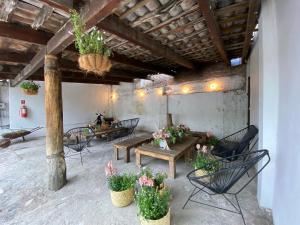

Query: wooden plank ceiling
left=0, top=0, right=260, bottom=85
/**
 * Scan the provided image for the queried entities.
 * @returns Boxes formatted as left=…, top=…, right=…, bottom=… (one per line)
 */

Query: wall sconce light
left=209, top=82, right=218, bottom=91
left=156, top=88, right=164, bottom=96
left=182, top=85, right=191, bottom=94
left=138, top=90, right=146, bottom=98
left=111, top=92, right=117, bottom=101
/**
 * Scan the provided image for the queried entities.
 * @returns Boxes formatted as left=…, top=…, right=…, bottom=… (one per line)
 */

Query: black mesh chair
left=212, top=125, right=258, bottom=159
left=63, top=127, right=95, bottom=164
left=107, top=118, right=140, bottom=141
left=183, top=150, right=270, bottom=225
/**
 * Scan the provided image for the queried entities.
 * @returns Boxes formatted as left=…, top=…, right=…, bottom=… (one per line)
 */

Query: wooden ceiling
left=0, top=0, right=260, bottom=85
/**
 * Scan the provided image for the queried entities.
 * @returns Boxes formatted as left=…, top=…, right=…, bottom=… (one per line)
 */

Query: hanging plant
left=70, top=10, right=112, bottom=75
left=20, top=81, right=40, bottom=95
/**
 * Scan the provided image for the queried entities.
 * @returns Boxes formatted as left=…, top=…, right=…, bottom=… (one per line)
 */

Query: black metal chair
left=63, top=127, right=95, bottom=164
left=183, top=150, right=270, bottom=225
left=212, top=125, right=258, bottom=159
left=107, top=118, right=140, bottom=141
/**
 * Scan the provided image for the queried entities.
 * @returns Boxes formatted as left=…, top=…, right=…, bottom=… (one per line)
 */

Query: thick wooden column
left=44, top=54, right=66, bottom=191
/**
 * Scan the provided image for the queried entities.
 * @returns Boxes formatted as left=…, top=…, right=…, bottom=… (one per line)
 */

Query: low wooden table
left=113, top=134, right=153, bottom=163
left=135, top=136, right=199, bottom=179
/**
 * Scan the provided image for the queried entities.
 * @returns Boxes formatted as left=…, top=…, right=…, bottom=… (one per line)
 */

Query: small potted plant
left=135, top=187, right=171, bottom=225
left=193, top=145, right=220, bottom=182
left=70, top=10, right=112, bottom=75
left=105, top=161, right=137, bottom=207
left=20, top=81, right=40, bottom=95
left=206, top=132, right=220, bottom=150
left=138, top=167, right=168, bottom=194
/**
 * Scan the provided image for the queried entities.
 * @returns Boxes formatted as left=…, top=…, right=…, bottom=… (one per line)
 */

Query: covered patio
left=0, top=0, right=299, bottom=225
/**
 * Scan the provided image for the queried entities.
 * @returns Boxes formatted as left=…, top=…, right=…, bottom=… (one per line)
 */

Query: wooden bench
left=113, top=134, right=153, bottom=163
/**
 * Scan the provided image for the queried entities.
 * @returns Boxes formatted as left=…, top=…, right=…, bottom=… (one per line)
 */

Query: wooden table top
left=114, top=134, right=153, bottom=148
left=136, top=136, right=198, bottom=158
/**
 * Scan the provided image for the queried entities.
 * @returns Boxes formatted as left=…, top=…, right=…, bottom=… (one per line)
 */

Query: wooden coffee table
left=135, top=136, right=199, bottom=179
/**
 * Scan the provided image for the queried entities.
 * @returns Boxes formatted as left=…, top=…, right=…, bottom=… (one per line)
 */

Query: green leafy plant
left=193, top=153, right=220, bottom=173
left=107, top=173, right=137, bottom=192
left=139, top=167, right=167, bottom=188
left=70, top=10, right=111, bottom=56
left=20, top=81, right=40, bottom=91
left=207, top=137, right=220, bottom=146
left=135, top=187, right=170, bottom=220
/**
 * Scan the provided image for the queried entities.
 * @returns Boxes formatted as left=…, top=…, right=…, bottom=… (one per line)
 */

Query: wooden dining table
left=135, top=136, right=199, bottom=179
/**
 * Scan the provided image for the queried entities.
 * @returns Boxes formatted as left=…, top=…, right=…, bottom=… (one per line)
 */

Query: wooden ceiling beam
left=11, top=0, right=124, bottom=87
left=197, top=0, right=229, bottom=64
left=242, top=0, right=261, bottom=62
left=98, top=15, right=194, bottom=69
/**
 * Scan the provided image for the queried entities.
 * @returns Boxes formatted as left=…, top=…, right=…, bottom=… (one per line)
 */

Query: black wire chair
left=212, top=125, right=258, bottom=159
left=63, top=127, right=95, bottom=164
left=183, top=150, right=270, bottom=225
left=107, top=118, right=140, bottom=141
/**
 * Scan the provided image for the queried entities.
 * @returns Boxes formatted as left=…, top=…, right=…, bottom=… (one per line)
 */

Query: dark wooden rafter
left=197, top=0, right=229, bottom=64
left=11, top=0, right=125, bottom=87
left=242, top=0, right=261, bottom=62
left=98, top=15, right=194, bottom=69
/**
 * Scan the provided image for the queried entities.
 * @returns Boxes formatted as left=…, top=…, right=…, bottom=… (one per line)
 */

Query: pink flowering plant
left=193, top=145, right=219, bottom=173
left=105, top=161, right=137, bottom=192
left=138, top=167, right=167, bottom=189
left=152, top=124, right=190, bottom=146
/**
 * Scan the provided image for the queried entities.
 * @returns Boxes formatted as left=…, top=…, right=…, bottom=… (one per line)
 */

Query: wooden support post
left=44, top=54, right=66, bottom=191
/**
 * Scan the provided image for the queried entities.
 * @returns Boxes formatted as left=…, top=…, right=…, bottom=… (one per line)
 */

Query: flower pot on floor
left=110, top=188, right=134, bottom=207
left=140, top=209, right=170, bottom=225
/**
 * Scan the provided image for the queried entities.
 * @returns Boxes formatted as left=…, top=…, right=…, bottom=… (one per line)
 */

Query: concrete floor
left=0, top=134, right=273, bottom=225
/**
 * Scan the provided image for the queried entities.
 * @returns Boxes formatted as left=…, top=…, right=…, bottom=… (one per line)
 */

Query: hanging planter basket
left=78, top=54, right=112, bottom=75
left=22, top=88, right=38, bottom=95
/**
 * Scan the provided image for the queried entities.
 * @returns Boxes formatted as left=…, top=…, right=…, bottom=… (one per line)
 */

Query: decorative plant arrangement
left=70, top=10, right=112, bottom=75
left=20, top=81, right=40, bottom=95
left=135, top=185, right=171, bottom=225
left=105, top=161, right=137, bottom=207
left=206, top=135, right=220, bottom=150
left=193, top=145, right=220, bottom=182
left=152, top=124, right=190, bottom=149
left=138, top=167, right=168, bottom=193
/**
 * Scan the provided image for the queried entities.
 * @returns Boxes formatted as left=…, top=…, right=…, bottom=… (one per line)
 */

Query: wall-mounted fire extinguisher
left=19, top=100, right=27, bottom=118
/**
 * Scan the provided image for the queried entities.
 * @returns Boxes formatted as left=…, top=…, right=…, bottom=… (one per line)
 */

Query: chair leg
left=235, top=194, right=246, bottom=225
left=80, top=152, right=83, bottom=166
left=183, top=187, right=197, bottom=209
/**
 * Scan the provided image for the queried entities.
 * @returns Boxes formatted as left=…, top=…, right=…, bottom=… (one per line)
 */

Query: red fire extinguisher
left=20, top=100, right=27, bottom=118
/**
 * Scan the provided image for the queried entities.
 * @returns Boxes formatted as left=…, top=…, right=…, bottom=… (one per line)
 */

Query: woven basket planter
left=0, top=138, right=11, bottom=148
left=22, top=88, right=38, bottom=95
left=110, top=188, right=134, bottom=207
left=78, top=54, right=112, bottom=75
left=140, top=209, right=170, bottom=225
left=195, top=169, right=211, bottom=183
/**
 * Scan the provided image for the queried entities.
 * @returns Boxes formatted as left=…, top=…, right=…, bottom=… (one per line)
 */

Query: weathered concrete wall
left=9, top=82, right=110, bottom=136
left=112, top=76, right=247, bottom=138
left=0, top=84, right=9, bottom=127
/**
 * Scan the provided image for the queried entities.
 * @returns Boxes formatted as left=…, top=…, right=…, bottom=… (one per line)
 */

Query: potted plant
left=105, top=161, right=137, bottom=207
left=70, top=10, right=112, bottom=75
left=193, top=145, right=220, bottom=182
left=20, top=81, right=40, bottom=95
left=135, top=187, right=171, bottom=225
left=138, top=167, right=167, bottom=194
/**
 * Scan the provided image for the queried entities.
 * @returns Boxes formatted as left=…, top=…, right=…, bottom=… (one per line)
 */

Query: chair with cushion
left=212, top=125, right=258, bottom=159
left=63, top=127, right=95, bottom=164
left=183, top=150, right=270, bottom=225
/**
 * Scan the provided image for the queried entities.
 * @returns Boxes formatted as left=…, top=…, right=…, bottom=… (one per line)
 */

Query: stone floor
left=0, top=134, right=273, bottom=225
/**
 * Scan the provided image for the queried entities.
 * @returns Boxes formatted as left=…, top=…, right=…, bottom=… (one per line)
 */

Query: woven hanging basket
left=110, top=188, right=134, bottom=207
left=22, top=88, right=38, bottom=95
left=78, top=54, right=112, bottom=75
left=140, top=209, right=170, bottom=225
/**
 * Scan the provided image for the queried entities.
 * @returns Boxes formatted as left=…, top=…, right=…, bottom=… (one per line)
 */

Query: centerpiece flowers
left=105, top=161, right=137, bottom=207
left=152, top=124, right=190, bottom=149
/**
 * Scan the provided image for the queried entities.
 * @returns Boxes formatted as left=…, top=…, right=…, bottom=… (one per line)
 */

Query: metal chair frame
left=183, top=150, right=270, bottom=225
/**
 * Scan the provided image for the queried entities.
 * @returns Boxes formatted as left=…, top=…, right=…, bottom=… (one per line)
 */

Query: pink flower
left=201, top=145, right=208, bottom=154
left=138, top=175, right=154, bottom=187
left=206, top=132, right=213, bottom=138
left=105, top=161, right=117, bottom=176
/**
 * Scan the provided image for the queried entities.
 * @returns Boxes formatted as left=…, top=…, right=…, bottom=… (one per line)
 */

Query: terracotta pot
left=140, top=209, right=170, bottom=225
left=78, top=54, right=111, bottom=75
left=22, top=88, right=38, bottom=95
left=110, top=188, right=134, bottom=207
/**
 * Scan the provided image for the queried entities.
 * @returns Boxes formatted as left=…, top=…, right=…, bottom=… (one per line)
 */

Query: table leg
left=169, top=159, right=176, bottom=179
left=114, top=147, right=119, bottom=160
left=136, top=151, right=141, bottom=168
left=125, top=148, right=130, bottom=163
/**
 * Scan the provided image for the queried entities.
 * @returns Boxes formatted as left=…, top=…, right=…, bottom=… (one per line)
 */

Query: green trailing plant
left=70, top=10, right=111, bottom=56
left=207, top=136, right=220, bottom=147
left=20, top=81, right=40, bottom=91
left=193, top=153, right=220, bottom=173
left=107, top=173, right=137, bottom=192
left=135, top=187, right=170, bottom=220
